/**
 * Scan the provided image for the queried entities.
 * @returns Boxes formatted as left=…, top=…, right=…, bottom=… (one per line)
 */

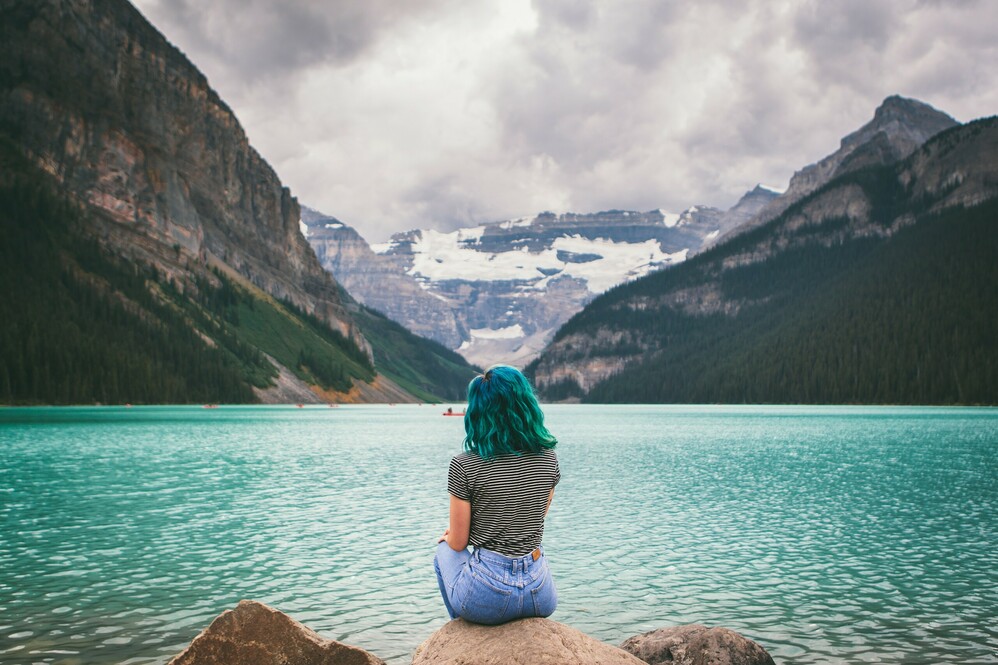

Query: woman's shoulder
left=452, top=451, right=483, bottom=468
left=533, top=448, right=558, bottom=463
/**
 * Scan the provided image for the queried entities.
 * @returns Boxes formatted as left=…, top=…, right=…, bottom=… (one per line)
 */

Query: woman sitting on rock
left=434, top=365, right=560, bottom=625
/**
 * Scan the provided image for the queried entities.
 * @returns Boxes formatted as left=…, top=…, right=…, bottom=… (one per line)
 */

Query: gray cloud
left=136, top=0, right=459, bottom=87
left=132, top=0, right=998, bottom=241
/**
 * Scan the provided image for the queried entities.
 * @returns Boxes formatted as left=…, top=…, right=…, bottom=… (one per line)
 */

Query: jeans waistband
left=474, top=545, right=545, bottom=571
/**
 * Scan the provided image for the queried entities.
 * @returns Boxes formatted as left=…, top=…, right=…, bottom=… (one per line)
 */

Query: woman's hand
left=437, top=528, right=450, bottom=544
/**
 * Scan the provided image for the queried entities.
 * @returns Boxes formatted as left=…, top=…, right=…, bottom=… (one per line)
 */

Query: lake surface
left=1, top=405, right=996, bottom=664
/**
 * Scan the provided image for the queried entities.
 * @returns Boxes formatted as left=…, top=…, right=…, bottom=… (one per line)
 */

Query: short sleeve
left=447, top=456, right=471, bottom=501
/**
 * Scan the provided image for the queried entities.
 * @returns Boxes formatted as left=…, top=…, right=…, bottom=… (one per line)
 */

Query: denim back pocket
left=455, top=560, right=513, bottom=625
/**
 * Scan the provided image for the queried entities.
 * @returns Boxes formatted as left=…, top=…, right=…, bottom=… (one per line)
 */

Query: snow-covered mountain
left=304, top=192, right=777, bottom=368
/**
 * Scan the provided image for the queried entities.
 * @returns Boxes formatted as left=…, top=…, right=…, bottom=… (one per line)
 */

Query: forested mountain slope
left=527, top=118, right=998, bottom=404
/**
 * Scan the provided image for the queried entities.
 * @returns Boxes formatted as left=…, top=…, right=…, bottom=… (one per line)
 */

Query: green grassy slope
left=349, top=300, right=479, bottom=402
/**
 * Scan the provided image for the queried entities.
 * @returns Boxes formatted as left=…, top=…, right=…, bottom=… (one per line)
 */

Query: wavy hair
left=463, top=365, right=557, bottom=459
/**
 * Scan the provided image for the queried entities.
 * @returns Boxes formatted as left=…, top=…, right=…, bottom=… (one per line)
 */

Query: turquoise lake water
left=0, top=405, right=996, bottom=664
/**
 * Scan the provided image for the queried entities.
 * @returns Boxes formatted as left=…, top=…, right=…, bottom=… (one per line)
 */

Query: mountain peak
left=751, top=183, right=784, bottom=196
left=718, top=96, right=958, bottom=243
left=842, top=95, right=958, bottom=151
left=875, top=94, right=944, bottom=119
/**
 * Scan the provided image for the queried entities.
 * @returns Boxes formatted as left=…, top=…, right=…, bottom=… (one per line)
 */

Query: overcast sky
left=131, top=0, right=998, bottom=242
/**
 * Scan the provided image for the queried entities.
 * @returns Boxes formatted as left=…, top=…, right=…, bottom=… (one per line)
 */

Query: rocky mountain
left=2, top=0, right=360, bottom=343
left=301, top=206, right=467, bottom=350
left=0, top=0, right=475, bottom=404
left=306, top=197, right=777, bottom=369
left=700, top=185, right=782, bottom=250
left=723, top=95, right=958, bottom=241
left=527, top=116, right=998, bottom=404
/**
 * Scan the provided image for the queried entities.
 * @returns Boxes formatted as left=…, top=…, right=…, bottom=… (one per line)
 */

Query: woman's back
left=448, top=449, right=560, bottom=557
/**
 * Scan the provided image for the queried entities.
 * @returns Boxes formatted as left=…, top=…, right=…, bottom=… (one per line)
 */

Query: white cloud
left=132, top=0, right=998, bottom=242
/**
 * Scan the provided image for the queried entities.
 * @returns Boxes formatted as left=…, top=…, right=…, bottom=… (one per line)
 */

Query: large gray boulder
left=620, top=624, right=775, bottom=665
left=412, top=618, right=646, bottom=665
left=168, top=600, right=385, bottom=665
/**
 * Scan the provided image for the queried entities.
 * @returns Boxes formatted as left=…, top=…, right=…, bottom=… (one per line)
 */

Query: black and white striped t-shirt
left=447, top=449, right=560, bottom=557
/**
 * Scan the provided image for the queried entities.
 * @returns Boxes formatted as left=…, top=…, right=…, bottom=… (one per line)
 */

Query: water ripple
left=1, top=405, right=996, bottom=664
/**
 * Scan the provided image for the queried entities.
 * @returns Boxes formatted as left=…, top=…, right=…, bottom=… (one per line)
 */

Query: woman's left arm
left=438, top=495, right=471, bottom=551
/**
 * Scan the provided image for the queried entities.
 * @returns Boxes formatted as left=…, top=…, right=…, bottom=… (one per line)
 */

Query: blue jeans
left=434, top=542, right=557, bottom=625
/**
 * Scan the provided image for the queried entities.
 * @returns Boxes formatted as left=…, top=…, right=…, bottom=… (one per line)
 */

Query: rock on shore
left=620, top=624, right=776, bottom=665
left=169, top=600, right=776, bottom=665
left=167, top=600, right=385, bottom=665
left=412, top=618, right=645, bottom=664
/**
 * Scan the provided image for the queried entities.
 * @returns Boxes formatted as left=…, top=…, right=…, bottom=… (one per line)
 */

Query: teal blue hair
left=463, top=365, right=557, bottom=459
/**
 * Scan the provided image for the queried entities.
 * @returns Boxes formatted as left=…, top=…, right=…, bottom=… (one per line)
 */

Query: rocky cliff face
left=725, top=95, right=958, bottom=240
left=301, top=207, right=466, bottom=349
left=307, top=203, right=767, bottom=369
left=699, top=185, right=780, bottom=250
left=0, top=0, right=363, bottom=349
left=898, top=118, right=998, bottom=210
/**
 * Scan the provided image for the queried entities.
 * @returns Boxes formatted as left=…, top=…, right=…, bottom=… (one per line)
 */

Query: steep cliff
left=0, top=0, right=477, bottom=404
left=0, top=0, right=367, bottom=345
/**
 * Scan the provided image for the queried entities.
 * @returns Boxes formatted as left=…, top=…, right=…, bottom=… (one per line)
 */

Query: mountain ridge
left=720, top=95, right=958, bottom=242
left=526, top=116, right=998, bottom=404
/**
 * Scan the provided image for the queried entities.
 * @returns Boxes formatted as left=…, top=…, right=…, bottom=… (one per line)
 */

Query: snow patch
left=404, top=227, right=694, bottom=294
left=470, top=324, right=525, bottom=340
left=298, top=219, right=309, bottom=238
left=657, top=209, right=680, bottom=228
left=457, top=226, right=486, bottom=244
left=705, top=229, right=720, bottom=241
left=324, top=222, right=344, bottom=229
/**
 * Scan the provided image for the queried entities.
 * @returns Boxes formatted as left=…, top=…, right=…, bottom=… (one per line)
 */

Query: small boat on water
left=203, top=404, right=218, bottom=409
left=442, top=408, right=465, bottom=416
